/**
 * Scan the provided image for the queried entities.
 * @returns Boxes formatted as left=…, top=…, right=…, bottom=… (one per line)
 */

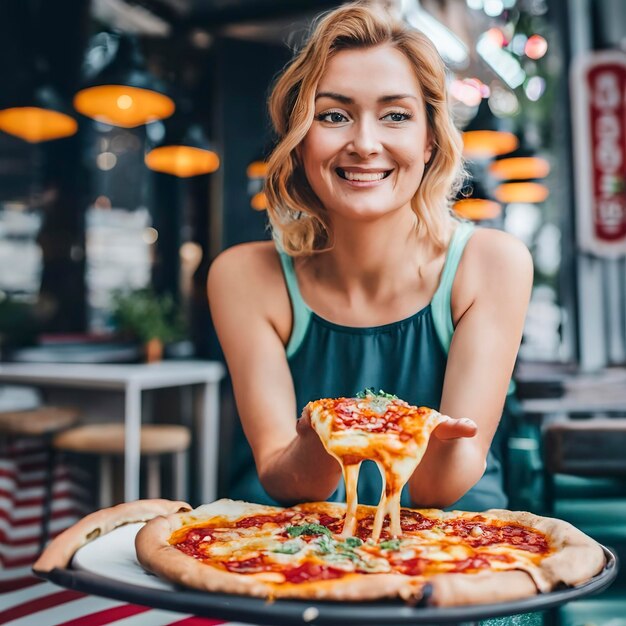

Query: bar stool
left=0, top=406, right=81, bottom=551
left=52, top=423, right=191, bottom=507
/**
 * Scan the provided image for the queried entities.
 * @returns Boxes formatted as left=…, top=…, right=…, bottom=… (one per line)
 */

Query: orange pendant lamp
left=0, top=87, right=77, bottom=143
left=461, top=100, right=518, bottom=160
left=453, top=176, right=502, bottom=222
left=490, top=144, right=551, bottom=203
left=74, top=35, right=174, bottom=128
left=145, top=124, right=220, bottom=178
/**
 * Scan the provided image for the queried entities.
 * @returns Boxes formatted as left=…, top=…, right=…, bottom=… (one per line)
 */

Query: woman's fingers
left=433, top=416, right=478, bottom=440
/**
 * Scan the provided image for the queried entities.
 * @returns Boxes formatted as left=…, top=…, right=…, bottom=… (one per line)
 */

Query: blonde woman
left=208, top=2, right=532, bottom=512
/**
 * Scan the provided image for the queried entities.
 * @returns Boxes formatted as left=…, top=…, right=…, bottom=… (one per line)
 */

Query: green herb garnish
left=313, top=534, right=335, bottom=555
left=286, top=523, right=332, bottom=538
left=355, top=388, right=398, bottom=400
left=341, top=536, right=363, bottom=548
left=273, top=540, right=303, bottom=554
left=379, top=538, right=401, bottom=551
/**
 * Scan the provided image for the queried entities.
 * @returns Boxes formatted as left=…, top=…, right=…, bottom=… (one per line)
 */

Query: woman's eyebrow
left=315, top=92, right=418, bottom=103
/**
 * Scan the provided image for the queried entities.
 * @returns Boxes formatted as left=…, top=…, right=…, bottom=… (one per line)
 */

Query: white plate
left=71, top=522, right=174, bottom=591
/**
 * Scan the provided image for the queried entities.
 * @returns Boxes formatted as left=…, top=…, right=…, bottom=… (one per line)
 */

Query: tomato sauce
left=282, top=562, right=347, bottom=584
left=447, top=519, right=550, bottom=554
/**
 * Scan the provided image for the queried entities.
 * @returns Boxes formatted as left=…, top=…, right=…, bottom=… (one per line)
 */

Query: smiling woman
left=208, top=1, right=533, bottom=516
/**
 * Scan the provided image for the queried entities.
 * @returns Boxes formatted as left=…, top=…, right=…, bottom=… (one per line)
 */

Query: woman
left=208, top=1, right=532, bottom=512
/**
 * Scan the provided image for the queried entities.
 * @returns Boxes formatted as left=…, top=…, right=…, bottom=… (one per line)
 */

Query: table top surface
left=0, top=360, right=226, bottom=389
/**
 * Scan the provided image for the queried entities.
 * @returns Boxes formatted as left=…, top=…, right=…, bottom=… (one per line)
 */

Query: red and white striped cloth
left=0, top=439, right=251, bottom=626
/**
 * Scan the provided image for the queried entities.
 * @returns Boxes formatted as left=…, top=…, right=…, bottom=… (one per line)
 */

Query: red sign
left=571, top=51, right=626, bottom=256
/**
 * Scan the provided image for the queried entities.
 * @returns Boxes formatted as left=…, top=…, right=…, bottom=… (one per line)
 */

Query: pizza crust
left=427, top=570, right=539, bottom=607
left=483, top=509, right=606, bottom=592
left=33, top=498, right=191, bottom=573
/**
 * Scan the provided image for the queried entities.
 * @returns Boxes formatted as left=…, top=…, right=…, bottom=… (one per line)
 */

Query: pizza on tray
left=33, top=392, right=606, bottom=607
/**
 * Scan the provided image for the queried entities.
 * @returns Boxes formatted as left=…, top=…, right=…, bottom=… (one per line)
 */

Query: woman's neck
left=310, top=208, right=438, bottom=300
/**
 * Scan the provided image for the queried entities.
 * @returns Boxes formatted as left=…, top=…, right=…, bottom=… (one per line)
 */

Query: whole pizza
left=33, top=392, right=606, bottom=607
left=133, top=498, right=605, bottom=606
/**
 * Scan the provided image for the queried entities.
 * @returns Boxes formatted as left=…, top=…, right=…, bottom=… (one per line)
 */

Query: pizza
left=131, top=498, right=604, bottom=605
left=307, top=389, right=448, bottom=540
left=32, top=390, right=605, bottom=606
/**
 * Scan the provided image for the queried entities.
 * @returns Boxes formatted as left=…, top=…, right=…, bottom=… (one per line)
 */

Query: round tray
left=39, top=523, right=619, bottom=626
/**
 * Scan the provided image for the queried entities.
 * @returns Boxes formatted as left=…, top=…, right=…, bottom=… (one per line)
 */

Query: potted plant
left=111, top=288, right=185, bottom=362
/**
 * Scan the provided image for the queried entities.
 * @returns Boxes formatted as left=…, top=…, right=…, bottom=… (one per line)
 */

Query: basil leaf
left=273, top=540, right=303, bottom=554
left=286, top=523, right=331, bottom=538
left=314, top=534, right=335, bottom=555
left=379, top=538, right=401, bottom=551
left=355, top=388, right=398, bottom=400
left=341, top=536, right=363, bottom=548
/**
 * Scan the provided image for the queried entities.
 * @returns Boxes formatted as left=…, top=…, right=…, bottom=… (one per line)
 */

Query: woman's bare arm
left=208, top=243, right=342, bottom=503
left=408, top=229, right=533, bottom=507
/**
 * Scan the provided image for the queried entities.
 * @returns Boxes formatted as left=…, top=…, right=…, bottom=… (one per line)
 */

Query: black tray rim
left=37, top=546, right=618, bottom=626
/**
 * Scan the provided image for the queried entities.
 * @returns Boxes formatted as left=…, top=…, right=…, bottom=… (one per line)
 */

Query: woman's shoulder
left=451, top=227, right=533, bottom=316
left=208, top=240, right=282, bottom=286
left=462, top=226, right=533, bottom=280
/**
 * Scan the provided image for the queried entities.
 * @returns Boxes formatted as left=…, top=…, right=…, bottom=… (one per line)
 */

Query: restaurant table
left=0, top=360, right=225, bottom=503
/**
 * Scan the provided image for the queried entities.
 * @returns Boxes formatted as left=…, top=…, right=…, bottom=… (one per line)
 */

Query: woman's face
left=301, top=44, right=433, bottom=222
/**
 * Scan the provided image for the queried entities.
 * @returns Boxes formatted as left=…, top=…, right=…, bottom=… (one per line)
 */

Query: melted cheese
left=309, top=396, right=446, bottom=541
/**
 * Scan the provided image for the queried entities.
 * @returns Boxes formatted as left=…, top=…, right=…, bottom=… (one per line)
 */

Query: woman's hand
left=432, top=415, right=478, bottom=441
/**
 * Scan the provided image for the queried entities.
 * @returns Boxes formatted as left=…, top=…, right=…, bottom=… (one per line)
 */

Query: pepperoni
left=332, top=399, right=419, bottom=435
left=283, top=563, right=346, bottom=584
left=451, top=555, right=491, bottom=572
left=223, top=556, right=268, bottom=574
left=316, top=513, right=344, bottom=533
left=389, top=557, right=427, bottom=576
left=446, top=519, right=550, bottom=554
left=400, top=510, right=436, bottom=532
left=235, top=511, right=296, bottom=528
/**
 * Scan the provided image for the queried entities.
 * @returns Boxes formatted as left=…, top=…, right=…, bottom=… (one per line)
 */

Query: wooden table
left=0, top=360, right=225, bottom=503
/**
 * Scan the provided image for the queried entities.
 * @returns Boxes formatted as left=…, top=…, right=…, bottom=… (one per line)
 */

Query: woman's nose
left=348, top=118, right=382, bottom=158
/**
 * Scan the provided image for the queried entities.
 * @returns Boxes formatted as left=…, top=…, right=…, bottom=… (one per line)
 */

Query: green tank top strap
left=430, top=221, right=475, bottom=353
left=430, top=221, right=515, bottom=396
left=277, top=251, right=312, bottom=358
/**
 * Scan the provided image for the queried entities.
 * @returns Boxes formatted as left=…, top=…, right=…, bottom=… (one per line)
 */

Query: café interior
left=0, top=0, right=625, bottom=625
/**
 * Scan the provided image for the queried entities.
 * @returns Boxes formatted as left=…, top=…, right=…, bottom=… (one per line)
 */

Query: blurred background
left=0, top=1, right=625, bottom=624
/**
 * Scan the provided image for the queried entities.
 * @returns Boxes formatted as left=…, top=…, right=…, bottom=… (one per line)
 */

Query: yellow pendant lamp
left=453, top=176, right=502, bottom=222
left=494, top=182, right=549, bottom=204
left=74, top=35, right=174, bottom=128
left=145, top=124, right=220, bottom=178
left=489, top=155, right=550, bottom=180
left=461, top=99, right=518, bottom=160
left=0, top=87, right=77, bottom=143
left=453, top=198, right=502, bottom=220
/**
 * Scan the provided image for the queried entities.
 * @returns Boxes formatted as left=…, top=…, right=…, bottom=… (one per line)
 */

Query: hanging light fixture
left=247, top=157, right=268, bottom=210
left=462, top=99, right=518, bottom=160
left=489, top=155, right=550, bottom=180
left=0, top=86, right=77, bottom=143
left=453, top=176, right=502, bottom=221
left=74, top=33, right=175, bottom=128
left=145, top=123, right=219, bottom=177
left=494, top=181, right=549, bottom=204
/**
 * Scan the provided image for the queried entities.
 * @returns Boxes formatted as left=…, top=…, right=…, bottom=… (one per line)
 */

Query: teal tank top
left=228, top=222, right=508, bottom=511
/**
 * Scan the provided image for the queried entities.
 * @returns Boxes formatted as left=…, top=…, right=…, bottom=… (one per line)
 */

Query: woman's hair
left=265, top=1, right=464, bottom=256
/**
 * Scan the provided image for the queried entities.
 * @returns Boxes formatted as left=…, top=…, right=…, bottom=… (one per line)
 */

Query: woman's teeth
left=337, top=169, right=391, bottom=181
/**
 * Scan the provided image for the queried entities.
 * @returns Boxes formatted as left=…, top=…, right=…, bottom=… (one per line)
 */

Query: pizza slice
left=307, top=390, right=447, bottom=540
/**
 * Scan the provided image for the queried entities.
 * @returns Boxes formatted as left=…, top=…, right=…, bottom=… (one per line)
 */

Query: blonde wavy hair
left=265, top=1, right=464, bottom=256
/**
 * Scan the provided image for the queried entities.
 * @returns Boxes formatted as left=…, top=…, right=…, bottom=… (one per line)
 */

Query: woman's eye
left=317, top=111, right=348, bottom=124
left=382, top=112, right=412, bottom=122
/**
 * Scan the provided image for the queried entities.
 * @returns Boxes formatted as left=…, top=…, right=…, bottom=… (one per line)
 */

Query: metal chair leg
left=39, top=435, right=56, bottom=554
